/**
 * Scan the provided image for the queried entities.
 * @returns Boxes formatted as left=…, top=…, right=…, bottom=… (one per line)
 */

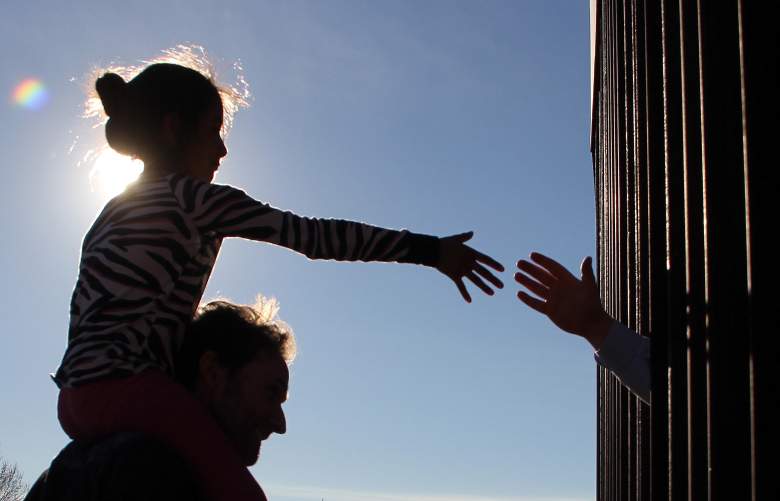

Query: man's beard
left=209, top=399, right=262, bottom=466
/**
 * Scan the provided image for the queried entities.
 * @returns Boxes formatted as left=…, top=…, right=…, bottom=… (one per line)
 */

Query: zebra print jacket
left=53, top=173, right=438, bottom=388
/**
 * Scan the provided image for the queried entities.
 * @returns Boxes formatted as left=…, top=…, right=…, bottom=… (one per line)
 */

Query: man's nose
left=218, top=137, right=228, bottom=158
left=271, top=407, right=286, bottom=435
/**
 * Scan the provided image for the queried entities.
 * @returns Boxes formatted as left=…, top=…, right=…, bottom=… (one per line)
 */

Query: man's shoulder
left=25, top=433, right=205, bottom=501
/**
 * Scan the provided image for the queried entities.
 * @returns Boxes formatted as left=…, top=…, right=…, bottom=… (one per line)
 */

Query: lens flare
left=12, top=78, right=50, bottom=110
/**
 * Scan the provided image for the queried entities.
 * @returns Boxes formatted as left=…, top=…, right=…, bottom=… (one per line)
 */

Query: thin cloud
left=265, top=484, right=588, bottom=501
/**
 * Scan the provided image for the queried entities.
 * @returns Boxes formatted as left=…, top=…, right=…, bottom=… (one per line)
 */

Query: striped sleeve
left=169, top=175, right=439, bottom=266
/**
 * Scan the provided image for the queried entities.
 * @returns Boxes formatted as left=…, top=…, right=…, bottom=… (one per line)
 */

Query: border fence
left=589, top=1, right=774, bottom=500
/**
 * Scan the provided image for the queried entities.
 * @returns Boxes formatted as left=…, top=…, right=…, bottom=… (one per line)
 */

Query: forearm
left=594, top=321, right=652, bottom=404
left=222, top=203, right=439, bottom=266
left=282, top=215, right=438, bottom=265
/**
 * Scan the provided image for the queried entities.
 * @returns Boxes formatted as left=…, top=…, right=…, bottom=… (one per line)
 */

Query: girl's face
left=180, top=100, right=228, bottom=182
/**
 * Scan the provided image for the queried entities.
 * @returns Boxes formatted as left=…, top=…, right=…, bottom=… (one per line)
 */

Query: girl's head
left=96, top=63, right=226, bottom=181
left=91, top=46, right=249, bottom=182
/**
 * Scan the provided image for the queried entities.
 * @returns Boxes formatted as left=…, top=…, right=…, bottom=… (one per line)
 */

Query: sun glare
left=90, top=148, right=143, bottom=198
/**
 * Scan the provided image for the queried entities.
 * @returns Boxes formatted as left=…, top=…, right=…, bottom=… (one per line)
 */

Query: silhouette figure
left=53, top=60, right=504, bottom=501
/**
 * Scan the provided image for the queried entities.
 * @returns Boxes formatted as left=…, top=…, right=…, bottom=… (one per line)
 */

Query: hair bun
left=95, top=72, right=128, bottom=118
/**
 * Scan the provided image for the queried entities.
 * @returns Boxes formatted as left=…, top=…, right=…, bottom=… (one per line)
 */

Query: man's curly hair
left=177, top=296, right=296, bottom=389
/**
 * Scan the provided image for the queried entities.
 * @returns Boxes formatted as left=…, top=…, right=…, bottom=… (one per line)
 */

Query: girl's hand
left=515, top=252, right=613, bottom=349
left=436, top=231, right=504, bottom=303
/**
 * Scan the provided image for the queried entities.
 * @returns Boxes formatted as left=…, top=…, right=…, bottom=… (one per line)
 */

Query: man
left=176, top=298, right=294, bottom=469
left=26, top=298, right=294, bottom=501
left=514, top=252, right=650, bottom=403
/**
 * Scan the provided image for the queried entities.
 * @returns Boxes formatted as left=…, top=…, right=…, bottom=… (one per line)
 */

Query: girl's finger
left=466, top=271, right=494, bottom=296
left=475, top=251, right=504, bottom=272
left=454, top=278, right=471, bottom=303
left=475, top=262, right=504, bottom=289
left=453, top=231, right=474, bottom=243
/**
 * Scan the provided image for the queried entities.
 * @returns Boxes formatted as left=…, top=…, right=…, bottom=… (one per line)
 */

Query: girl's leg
left=58, top=371, right=266, bottom=501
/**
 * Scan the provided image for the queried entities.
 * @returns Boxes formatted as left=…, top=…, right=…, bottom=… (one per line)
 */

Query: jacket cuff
left=398, top=232, right=440, bottom=266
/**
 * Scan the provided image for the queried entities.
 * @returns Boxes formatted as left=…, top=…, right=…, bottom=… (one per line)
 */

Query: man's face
left=210, top=353, right=289, bottom=466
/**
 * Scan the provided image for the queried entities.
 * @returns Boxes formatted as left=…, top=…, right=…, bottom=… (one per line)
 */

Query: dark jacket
left=24, top=433, right=204, bottom=501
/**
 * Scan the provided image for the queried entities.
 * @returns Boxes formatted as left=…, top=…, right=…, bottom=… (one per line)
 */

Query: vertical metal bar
left=612, top=1, right=620, bottom=497
left=616, top=2, right=631, bottom=499
left=596, top=2, right=611, bottom=498
left=735, top=2, right=774, bottom=500
left=591, top=4, right=609, bottom=501
left=696, top=2, right=752, bottom=500
left=596, top=365, right=606, bottom=500
left=676, top=1, right=707, bottom=499
left=631, top=2, right=652, bottom=500
left=640, top=0, right=669, bottom=499
left=735, top=3, right=756, bottom=497
left=660, top=0, right=690, bottom=499
left=621, top=2, right=639, bottom=499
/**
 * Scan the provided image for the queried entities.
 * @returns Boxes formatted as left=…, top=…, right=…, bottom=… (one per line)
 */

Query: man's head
left=178, top=297, right=296, bottom=466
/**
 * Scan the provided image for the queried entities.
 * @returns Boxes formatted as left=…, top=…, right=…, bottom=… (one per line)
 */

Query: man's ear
left=160, top=112, right=182, bottom=147
left=198, top=351, right=227, bottom=397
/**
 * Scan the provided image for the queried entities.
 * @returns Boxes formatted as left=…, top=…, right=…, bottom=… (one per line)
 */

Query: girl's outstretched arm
left=174, top=176, right=503, bottom=301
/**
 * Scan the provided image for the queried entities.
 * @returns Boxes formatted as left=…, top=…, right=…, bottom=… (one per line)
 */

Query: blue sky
left=0, top=1, right=597, bottom=500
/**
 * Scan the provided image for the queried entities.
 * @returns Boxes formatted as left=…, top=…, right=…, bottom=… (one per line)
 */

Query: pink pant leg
left=58, top=371, right=267, bottom=501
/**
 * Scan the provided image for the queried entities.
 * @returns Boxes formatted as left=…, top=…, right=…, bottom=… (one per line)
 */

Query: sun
left=90, top=148, right=144, bottom=198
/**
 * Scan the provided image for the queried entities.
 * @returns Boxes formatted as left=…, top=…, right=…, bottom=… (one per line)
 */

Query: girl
left=55, top=58, right=503, bottom=500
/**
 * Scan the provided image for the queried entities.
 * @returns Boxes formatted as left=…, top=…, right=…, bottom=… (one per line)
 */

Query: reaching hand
left=436, top=231, right=504, bottom=303
left=515, top=252, right=612, bottom=349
